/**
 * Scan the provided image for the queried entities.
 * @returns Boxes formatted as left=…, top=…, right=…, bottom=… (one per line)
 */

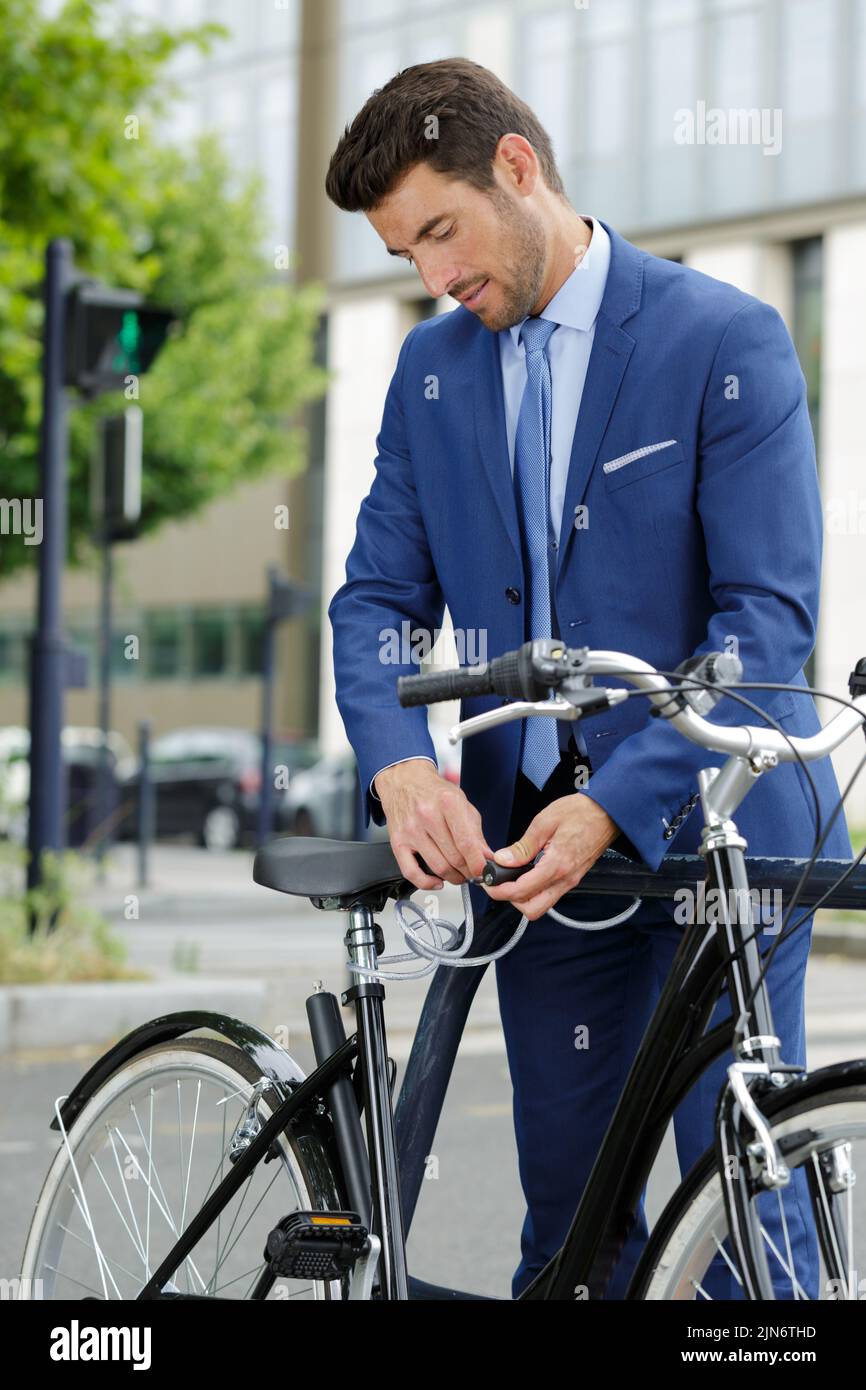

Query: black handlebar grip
left=398, top=664, right=494, bottom=707
left=398, top=643, right=553, bottom=709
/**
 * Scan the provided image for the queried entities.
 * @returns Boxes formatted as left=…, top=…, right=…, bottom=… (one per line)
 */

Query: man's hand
left=374, top=759, right=493, bottom=891
left=483, top=794, right=620, bottom=921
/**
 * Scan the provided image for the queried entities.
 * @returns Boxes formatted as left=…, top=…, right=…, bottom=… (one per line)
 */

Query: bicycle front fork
left=702, top=826, right=803, bottom=1298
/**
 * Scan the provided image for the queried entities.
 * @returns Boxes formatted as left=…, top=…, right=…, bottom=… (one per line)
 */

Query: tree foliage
left=0, top=0, right=328, bottom=578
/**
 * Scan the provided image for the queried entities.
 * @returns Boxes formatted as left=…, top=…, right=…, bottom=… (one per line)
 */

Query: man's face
left=366, top=161, right=548, bottom=332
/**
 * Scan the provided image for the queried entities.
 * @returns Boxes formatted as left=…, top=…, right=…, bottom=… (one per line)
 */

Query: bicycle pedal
left=265, top=1210, right=368, bottom=1281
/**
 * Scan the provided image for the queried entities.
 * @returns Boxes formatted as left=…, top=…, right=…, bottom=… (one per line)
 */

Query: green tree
left=0, top=0, right=328, bottom=578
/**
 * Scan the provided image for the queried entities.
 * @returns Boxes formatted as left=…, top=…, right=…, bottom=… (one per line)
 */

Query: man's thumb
left=494, top=833, right=538, bottom=867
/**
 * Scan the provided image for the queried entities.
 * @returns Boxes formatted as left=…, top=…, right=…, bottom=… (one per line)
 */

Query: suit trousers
left=493, top=759, right=818, bottom=1300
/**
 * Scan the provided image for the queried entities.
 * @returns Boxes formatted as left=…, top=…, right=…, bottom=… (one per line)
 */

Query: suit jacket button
left=505, top=587, right=521, bottom=604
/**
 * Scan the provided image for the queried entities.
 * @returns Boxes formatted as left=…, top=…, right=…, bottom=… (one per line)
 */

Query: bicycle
left=18, top=640, right=866, bottom=1300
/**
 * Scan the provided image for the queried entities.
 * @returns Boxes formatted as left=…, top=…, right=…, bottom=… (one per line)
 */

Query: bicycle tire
left=20, top=1036, right=349, bottom=1301
left=628, top=1066, right=866, bottom=1300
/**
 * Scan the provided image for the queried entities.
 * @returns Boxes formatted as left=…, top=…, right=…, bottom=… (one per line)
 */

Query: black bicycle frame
left=513, top=838, right=780, bottom=1299
left=137, top=900, right=410, bottom=1302
left=132, top=848, right=857, bottom=1302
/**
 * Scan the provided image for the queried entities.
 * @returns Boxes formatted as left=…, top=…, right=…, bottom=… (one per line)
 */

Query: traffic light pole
left=256, top=569, right=314, bottom=848
left=27, top=239, right=73, bottom=898
left=95, top=528, right=113, bottom=879
left=257, top=599, right=277, bottom=850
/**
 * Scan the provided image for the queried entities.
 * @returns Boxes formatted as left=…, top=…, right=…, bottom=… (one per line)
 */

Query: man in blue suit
left=325, top=59, right=851, bottom=1298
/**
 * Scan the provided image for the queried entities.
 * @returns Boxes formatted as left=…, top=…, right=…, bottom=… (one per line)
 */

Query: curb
left=0, top=976, right=267, bottom=1053
left=812, top=921, right=866, bottom=958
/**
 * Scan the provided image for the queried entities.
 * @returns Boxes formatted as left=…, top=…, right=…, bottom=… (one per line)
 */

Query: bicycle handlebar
left=397, top=641, right=866, bottom=766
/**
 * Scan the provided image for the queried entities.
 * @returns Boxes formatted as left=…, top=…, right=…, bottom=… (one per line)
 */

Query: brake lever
left=447, top=688, right=628, bottom=745
left=447, top=695, right=578, bottom=745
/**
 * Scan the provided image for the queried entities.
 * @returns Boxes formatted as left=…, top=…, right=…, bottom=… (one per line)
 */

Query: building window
left=145, top=611, right=183, bottom=680
left=191, top=611, right=228, bottom=678
left=0, top=630, right=26, bottom=683
left=239, top=609, right=266, bottom=676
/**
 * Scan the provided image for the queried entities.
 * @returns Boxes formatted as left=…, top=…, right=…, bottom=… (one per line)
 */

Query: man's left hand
left=483, top=795, right=620, bottom=921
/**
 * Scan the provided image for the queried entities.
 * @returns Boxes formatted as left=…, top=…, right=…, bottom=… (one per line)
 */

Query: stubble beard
left=477, top=189, right=548, bottom=333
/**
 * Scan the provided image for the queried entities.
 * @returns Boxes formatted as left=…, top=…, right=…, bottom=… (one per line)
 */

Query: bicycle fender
left=50, top=1009, right=311, bottom=1133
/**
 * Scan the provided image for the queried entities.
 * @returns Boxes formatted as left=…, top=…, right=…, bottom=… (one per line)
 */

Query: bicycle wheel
left=629, top=1068, right=866, bottom=1300
left=20, top=1037, right=347, bottom=1301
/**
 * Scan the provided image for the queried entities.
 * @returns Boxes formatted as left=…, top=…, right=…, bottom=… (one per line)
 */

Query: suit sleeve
left=579, top=298, right=823, bottom=870
left=328, top=323, right=446, bottom=828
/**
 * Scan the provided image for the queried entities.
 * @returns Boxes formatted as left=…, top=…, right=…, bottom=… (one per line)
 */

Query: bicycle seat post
left=341, top=903, right=409, bottom=1300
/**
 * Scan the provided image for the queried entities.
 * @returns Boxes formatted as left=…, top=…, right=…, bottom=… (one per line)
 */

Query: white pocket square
left=602, top=439, right=678, bottom=474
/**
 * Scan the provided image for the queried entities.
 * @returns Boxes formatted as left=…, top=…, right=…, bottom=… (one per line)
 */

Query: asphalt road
left=2, top=845, right=865, bottom=1299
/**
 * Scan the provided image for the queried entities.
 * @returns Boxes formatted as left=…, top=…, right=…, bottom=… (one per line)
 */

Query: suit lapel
left=555, top=221, right=643, bottom=579
left=555, top=315, right=635, bottom=566
left=472, top=324, right=523, bottom=567
left=467, top=220, right=645, bottom=579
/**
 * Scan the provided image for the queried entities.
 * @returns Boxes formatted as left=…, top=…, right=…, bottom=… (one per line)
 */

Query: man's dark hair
left=325, top=57, right=567, bottom=212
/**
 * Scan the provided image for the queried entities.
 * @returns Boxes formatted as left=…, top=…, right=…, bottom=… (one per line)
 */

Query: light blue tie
left=514, top=316, right=562, bottom=790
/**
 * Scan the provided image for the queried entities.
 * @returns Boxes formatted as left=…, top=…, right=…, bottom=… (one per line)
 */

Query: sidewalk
left=74, top=843, right=506, bottom=1051
left=2, top=842, right=863, bottom=1054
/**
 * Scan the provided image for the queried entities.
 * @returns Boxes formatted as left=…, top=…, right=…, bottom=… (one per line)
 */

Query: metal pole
left=27, top=239, right=72, bottom=905
left=137, top=719, right=154, bottom=889
left=95, top=526, right=112, bottom=879
left=257, top=605, right=277, bottom=849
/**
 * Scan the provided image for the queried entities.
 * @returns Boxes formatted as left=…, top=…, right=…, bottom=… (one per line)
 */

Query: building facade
left=4, top=0, right=864, bottom=820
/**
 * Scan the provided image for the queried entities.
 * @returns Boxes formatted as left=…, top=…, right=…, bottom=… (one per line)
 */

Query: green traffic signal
left=113, top=310, right=143, bottom=375
left=65, top=281, right=176, bottom=395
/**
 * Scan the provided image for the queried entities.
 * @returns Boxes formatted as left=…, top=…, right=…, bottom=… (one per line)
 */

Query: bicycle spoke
left=179, top=1080, right=203, bottom=1287
left=207, top=1166, right=283, bottom=1293
left=759, top=1224, right=811, bottom=1299
left=215, top=1101, right=227, bottom=1287
left=42, top=1262, right=109, bottom=1299
left=69, top=1188, right=123, bottom=1299
left=109, top=1125, right=208, bottom=1293
left=176, top=1080, right=188, bottom=1294
left=29, top=1056, right=331, bottom=1303
left=712, top=1232, right=743, bottom=1287
left=846, top=1154, right=855, bottom=1301
left=53, top=1096, right=111, bottom=1300
left=58, top=1221, right=141, bottom=1286
left=129, top=1101, right=178, bottom=1234
left=89, top=1150, right=147, bottom=1272
left=106, top=1125, right=149, bottom=1277
left=214, top=1262, right=271, bottom=1296
left=145, top=1090, right=154, bottom=1286
left=774, top=1188, right=799, bottom=1300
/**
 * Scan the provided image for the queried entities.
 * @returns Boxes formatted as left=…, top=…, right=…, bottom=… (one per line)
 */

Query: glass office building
left=4, top=0, right=863, bottom=813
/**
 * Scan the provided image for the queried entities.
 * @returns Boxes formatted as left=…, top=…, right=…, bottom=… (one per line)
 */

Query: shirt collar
left=505, top=215, right=611, bottom=349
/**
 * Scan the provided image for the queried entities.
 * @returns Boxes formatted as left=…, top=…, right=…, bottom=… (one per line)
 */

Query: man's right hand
left=373, top=759, right=493, bottom=891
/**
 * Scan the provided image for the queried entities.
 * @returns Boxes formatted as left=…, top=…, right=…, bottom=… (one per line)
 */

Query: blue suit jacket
left=329, top=220, right=852, bottom=917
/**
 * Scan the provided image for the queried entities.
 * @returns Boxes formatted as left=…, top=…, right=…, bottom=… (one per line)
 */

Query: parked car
left=282, top=728, right=461, bottom=841
left=118, top=727, right=319, bottom=851
left=0, top=727, right=29, bottom=844
left=0, top=726, right=133, bottom=848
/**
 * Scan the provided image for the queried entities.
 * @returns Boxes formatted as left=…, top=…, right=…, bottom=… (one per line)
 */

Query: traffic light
left=64, top=279, right=176, bottom=395
left=91, top=407, right=143, bottom=542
